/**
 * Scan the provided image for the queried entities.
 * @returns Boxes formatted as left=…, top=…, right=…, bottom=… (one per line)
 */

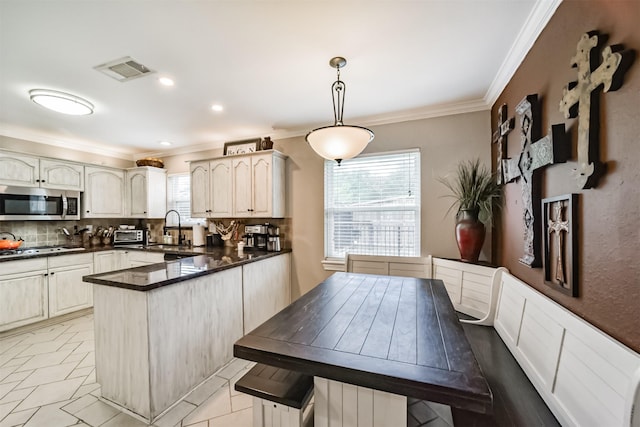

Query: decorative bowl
left=136, top=157, right=164, bottom=168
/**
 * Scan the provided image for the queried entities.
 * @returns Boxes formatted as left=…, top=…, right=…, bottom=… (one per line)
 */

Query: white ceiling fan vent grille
left=94, top=56, right=155, bottom=82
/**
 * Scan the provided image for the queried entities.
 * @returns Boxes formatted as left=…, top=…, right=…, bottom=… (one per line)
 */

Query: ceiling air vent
left=94, top=56, right=155, bottom=82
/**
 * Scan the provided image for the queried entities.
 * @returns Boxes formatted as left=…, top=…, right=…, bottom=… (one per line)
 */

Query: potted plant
left=438, top=159, right=502, bottom=262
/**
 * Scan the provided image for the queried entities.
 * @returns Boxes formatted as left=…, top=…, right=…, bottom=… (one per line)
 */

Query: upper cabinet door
left=232, top=157, right=252, bottom=217
left=190, top=161, right=210, bottom=218
left=127, top=170, right=148, bottom=217
left=39, top=159, right=84, bottom=191
left=210, top=158, right=232, bottom=218
left=251, top=155, right=272, bottom=217
left=84, top=166, right=125, bottom=218
left=0, top=152, right=40, bottom=187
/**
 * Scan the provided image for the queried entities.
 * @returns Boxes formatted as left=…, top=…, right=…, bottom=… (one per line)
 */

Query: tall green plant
left=438, top=159, right=502, bottom=226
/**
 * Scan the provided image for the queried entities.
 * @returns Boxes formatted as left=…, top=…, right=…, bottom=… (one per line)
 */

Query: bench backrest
left=494, top=272, right=640, bottom=427
left=345, top=254, right=432, bottom=279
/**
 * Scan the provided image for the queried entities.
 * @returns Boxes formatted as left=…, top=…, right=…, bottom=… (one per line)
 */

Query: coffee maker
left=267, top=224, right=281, bottom=252
left=244, top=224, right=267, bottom=250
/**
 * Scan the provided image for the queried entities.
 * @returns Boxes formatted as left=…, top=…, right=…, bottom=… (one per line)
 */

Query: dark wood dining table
left=234, top=272, right=493, bottom=426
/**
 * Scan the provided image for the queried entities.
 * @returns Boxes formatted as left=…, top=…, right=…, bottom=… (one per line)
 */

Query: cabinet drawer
left=1, top=258, right=48, bottom=276
left=48, top=253, right=94, bottom=268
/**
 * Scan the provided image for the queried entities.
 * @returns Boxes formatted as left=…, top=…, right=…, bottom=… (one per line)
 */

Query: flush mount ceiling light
left=158, top=77, right=175, bottom=86
left=211, top=104, right=224, bottom=112
left=29, top=89, right=94, bottom=115
left=305, top=57, right=374, bottom=164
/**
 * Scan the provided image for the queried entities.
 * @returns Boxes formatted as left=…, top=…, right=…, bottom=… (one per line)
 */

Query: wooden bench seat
left=234, top=363, right=313, bottom=426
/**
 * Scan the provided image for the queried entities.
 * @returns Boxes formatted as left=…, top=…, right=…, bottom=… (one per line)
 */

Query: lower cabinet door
left=48, top=263, right=94, bottom=317
left=0, top=271, right=48, bottom=332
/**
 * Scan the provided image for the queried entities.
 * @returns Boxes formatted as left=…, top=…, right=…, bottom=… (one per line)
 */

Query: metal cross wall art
left=559, top=30, right=635, bottom=189
left=502, top=94, right=569, bottom=267
left=542, top=194, right=578, bottom=297
left=492, top=104, right=515, bottom=185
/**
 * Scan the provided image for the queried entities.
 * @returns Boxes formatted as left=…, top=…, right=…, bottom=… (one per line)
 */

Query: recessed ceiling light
left=159, top=77, right=174, bottom=86
left=211, top=104, right=224, bottom=112
left=29, top=89, right=94, bottom=115
left=159, top=141, right=172, bottom=146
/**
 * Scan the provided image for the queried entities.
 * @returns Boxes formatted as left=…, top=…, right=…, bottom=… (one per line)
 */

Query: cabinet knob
left=86, top=210, right=90, bottom=213
left=50, top=272, right=55, bottom=276
left=44, top=273, right=48, bottom=277
left=41, top=180, right=46, bottom=183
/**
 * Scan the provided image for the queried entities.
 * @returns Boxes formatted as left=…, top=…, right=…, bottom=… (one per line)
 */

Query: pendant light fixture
left=29, top=89, right=94, bottom=115
left=305, top=57, right=374, bottom=164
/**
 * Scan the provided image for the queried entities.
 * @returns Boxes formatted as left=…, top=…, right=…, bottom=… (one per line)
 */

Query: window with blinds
left=166, top=173, right=198, bottom=226
left=324, top=150, right=420, bottom=259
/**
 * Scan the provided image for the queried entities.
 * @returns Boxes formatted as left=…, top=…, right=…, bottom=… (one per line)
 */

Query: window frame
left=165, top=172, right=201, bottom=227
left=323, top=148, right=421, bottom=267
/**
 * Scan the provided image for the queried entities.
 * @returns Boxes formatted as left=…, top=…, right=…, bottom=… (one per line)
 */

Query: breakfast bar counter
left=234, top=272, right=493, bottom=426
left=84, top=250, right=291, bottom=424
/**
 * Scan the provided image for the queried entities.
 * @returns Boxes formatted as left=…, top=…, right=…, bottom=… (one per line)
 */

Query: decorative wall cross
left=548, top=202, right=569, bottom=283
left=492, top=104, right=515, bottom=185
left=559, top=31, right=634, bottom=189
left=502, top=94, right=569, bottom=267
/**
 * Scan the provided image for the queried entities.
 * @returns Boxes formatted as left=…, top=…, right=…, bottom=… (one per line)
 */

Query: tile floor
left=0, top=314, right=453, bottom=427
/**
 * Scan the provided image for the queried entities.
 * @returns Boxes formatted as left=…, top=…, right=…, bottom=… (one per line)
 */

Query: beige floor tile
left=101, top=412, right=149, bottom=427
left=184, top=375, right=227, bottom=406
left=0, top=407, right=37, bottom=427
left=14, top=377, right=84, bottom=412
left=0, top=400, right=20, bottom=421
left=76, top=352, right=94, bottom=369
left=74, top=399, right=120, bottom=426
left=0, top=367, right=16, bottom=384
left=208, top=406, right=252, bottom=427
left=17, top=341, right=64, bottom=358
left=81, top=369, right=96, bottom=385
left=16, top=362, right=77, bottom=389
left=23, top=400, right=78, bottom=427
left=0, top=385, right=34, bottom=405
left=2, top=369, right=33, bottom=384
left=71, top=341, right=94, bottom=355
left=216, top=359, right=251, bottom=380
left=71, top=383, right=100, bottom=400
left=66, top=331, right=94, bottom=344
left=0, top=345, right=31, bottom=367
left=63, top=352, right=86, bottom=365
left=231, top=393, right=252, bottom=412
left=68, top=366, right=94, bottom=379
left=0, top=382, right=19, bottom=400
left=182, top=421, right=207, bottom=427
left=15, top=350, right=72, bottom=373
left=18, top=330, right=66, bottom=347
left=153, top=400, right=196, bottom=427
left=1, top=355, right=31, bottom=369
left=181, top=385, right=231, bottom=425
left=61, top=394, right=98, bottom=415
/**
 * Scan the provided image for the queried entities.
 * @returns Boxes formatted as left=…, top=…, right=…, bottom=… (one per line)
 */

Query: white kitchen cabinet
left=48, top=253, right=94, bottom=317
left=39, top=158, right=84, bottom=191
left=190, top=161, right=210, bottom=218
left=94, top=250, right=121, bottom=273
left=209, top=158, right=233, bottom=217
left=83, top=166, right=126, bottom=218
left=0, top=151, right=84, bottom=191
left=190, top=151, right=286, bottom=219
left=232, top=151, right=286, bottom=218
left=126, top=167, right=167, bottom=218
left=242, top=252, right=291, bottom=334
left=0, top=258, right=49, bottom=332
left=0, top=151, right=40, bottom=187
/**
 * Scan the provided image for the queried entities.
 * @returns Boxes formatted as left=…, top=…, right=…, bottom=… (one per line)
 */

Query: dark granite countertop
left=83, top=248, right=291, bottom=291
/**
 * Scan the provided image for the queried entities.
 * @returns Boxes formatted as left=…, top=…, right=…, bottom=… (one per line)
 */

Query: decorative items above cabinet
left=190, top=150, right=286, bottom=219
left=0, top=150, right=84, bottom=191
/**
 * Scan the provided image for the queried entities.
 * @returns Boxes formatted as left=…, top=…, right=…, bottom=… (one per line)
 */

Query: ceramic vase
left=455, top=208, right=486, bottom=262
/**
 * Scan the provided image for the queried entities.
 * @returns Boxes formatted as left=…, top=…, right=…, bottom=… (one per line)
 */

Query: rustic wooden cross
left=559, top=31, right=634, bottom=189
left=492, top=104, right=514, bottom=185
left=502, top=94, right=569, bottom=267
left=548, top=202, right=570, bottom=283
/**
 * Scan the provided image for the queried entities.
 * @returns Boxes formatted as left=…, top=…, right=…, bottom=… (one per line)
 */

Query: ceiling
left=0, top=1, right=559, bottom=160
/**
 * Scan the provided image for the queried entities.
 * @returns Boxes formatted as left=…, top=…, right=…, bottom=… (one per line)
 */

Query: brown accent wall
left=493, top=1, right=640, bottom=352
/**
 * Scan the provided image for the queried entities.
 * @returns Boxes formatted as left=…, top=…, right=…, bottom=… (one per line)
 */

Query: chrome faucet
left=163, top=209, right=183, bottom=246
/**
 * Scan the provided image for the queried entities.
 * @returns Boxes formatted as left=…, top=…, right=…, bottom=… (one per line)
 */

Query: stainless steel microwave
left=0, top=186, right=80, bottom=221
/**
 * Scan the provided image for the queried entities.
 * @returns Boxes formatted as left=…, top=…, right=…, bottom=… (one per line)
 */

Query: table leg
left=314, top=377, right=407, bottom=427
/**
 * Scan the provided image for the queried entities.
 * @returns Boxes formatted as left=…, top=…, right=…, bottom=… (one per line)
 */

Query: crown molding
left=0, top=123, right=137, bottom=161
left=484, top=0, right=562, bottom=106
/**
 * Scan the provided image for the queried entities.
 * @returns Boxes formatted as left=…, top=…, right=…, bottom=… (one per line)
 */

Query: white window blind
left=324, top=150, right=420, bottom=258
left=166, top=173, right=198, bottom=226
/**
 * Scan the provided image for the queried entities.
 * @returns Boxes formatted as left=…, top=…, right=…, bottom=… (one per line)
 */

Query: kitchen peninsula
left=83, top=249, right=291, bottom=424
